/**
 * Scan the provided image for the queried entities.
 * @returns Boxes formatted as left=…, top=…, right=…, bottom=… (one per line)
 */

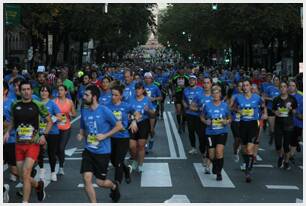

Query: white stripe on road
left=54, top=156, right=186, bottom=161
left=71, top=115, right=81, bottom=124
left=163, top=112, right=177, bottom=158
left=296, top=198, right=303, bottom=203
left=164, top=195, right=191, bottom=203
left=78, top=183, right=98, bottom=188
left=193, top=163, right=235, bottom=188
left=253, top=164, right=273, bottom=168
left=258, top=148, right=265, bottom=151
left=65, top=147, right=77, bottom=156
left=256, top=155, right=263, bottom=161
left=167, top=112, right=187, bottom=159
left=141, top=163, right=172, bottom=187
left=266, top=185, right=299, bottom=190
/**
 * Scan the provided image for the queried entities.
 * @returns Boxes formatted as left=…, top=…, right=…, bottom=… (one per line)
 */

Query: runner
left=144, top=72, right=162, bottom=152
left=123, top=69, right=136, bottom=102
left=38, top=85, right=62, bottom=181
left=54, top=85, right=77, bottom=175
left=233, top=79, right=267, bottom=182
left=170, top=67, right=189, bottom=133
left=77, top=85, right=123, bottom=203
left=108, top=85, right=140, bottom=184
left=128, top=82, right=156, bottom=173
left=272, top=81, right=297, bottom=169
left=99, top=76, right=112, bottom=106
left=201, top=86, right=231, bottom=181
left=183, top=75, right=204, bottom=154
left=4, top=80, right=52, bottom=202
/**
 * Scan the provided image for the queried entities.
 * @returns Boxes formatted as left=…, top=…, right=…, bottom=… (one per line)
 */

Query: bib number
left=278, top=107, right=289, bottom=117
left=17, top=125, right=34, bottom=142
left=39, top=121, right=47, bottom=134
left=59, top=114, right=67, bottom=126
left=87, top=134, right=99, bottom=149
left=113, top=111, right=122, bottom=121
left=212, top=119, right=224, bottom=130
left=241, top=108, right=254, bottom=119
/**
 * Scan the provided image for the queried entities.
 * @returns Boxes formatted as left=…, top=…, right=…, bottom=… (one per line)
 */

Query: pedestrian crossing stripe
left=266, top=185, right=299, bottom=190
left=78, top=183, right=98, bottom=188
left=193, top=163, right=235, bottom=188
left=256, top=155, right=263, bottom=161
left=253, top=164, right=273, bottom=168
left=141, top=163, right=172, bottom=187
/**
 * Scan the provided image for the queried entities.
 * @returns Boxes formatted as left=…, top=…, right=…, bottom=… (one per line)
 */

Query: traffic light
left=212, top=3, right=218, bottom=11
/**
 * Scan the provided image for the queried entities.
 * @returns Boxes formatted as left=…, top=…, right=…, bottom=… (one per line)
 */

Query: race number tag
left=235, top=113, right=241, bottom=121
left=39, top=121, right=47, bottom=134
left=17, top=125, right=34, bottom=142
left=59, top=114, right=67, bottom=126
left=278, top=107, right=289, bottom=117
left=241, top=108, right=254, bottom=118
left=113, top=111, right=122, bottom=121
left=87, top=134, right=99, bottom=149
left=212, top=118, right=224, bottom=130
left=146, top=89, right=152, bottom=97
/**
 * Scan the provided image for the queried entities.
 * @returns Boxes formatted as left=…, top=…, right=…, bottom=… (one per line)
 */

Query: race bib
left=235, top=113, right=241, bottom=121
left=177, top=78, right=185, bottom=86
left=87, top=134, right=99, bottom=149
left=59, top=114, right=67, bottom=126
left=17, top=125, right=34, bottom=142
left=113, top=111, right=122, bottom=121
left=212, top=118, right=224, bottom=130
left=278, top=107, right=289, bottom=117
left=39, top=121, right=47, bottom=134
left=146, top=90, right=152, bottom=97
left=241, top=108, right=254, bottom=118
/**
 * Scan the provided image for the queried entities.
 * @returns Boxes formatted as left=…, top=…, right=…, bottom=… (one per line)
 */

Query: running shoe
left=188, top=148, right=197, bottom=154
left=36, top=180, right=46, bottom=201
left=58, top=167, right=65, bottom=175
left=145, top=144, right=149, bottom=154
left=110, top=181, right=121, bottom=203
left=204, top=165, right=211, bottom=174
left=31, top=168, right=37, bottom=178
left=130, top=160, right=138, bottom=171
left=245, top=172, right=252, bottom=183
left=138, top=165, right=144, bottom=173
left=277, top=156, right=284, bottom=168
left=16, top=189, right=23, bottom=198
left=148, top=139, right=154, bottom=150
left=240, top=163, right=246, bottom=171
left=216, top=174, right=222, bottom=181
left=51, top=172, right=57, bottom=182
left=283, top=162, right=291, bottom=170
left=39, top=168, right=45, bottom=180
left=125, top=165, right=132, bottom=184
left=3, top=184, right=9, bottom=203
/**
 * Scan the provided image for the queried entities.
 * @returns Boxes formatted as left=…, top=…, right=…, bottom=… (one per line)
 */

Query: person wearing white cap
left=144, top=72, right=162, bottom=153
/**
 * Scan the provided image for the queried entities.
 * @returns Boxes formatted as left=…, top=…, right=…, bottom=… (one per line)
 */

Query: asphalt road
left=4, top=101, right=303, bottom=203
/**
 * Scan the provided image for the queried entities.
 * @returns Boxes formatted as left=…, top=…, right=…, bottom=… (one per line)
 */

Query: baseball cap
left=189, top=74, right=197, bottom=79
left=37, top=65, right=46, bottom=73
left=144, top=72, right=153, bottom=79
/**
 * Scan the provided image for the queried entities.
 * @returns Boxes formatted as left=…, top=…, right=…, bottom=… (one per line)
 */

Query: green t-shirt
left=63, top=79, right=75, bottom=93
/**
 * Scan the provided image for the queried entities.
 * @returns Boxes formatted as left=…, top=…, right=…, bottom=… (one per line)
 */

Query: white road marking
left=71, top=115, right=81, bottom=124
left=141, top=163, right=172, bottom=187
left=78, top=183, right=98, bottom=188
left=164, top=195, right=191, bottom=203
left=163, top=112, right=177, bottom=158
left=266, top=185, right=299, bottom=190
left=253, top=164, right=273, bottom=168
left=58, top=156, right=187, bottom=161
left=256, top=155, right=263, bottom=161
left=296, top=198, right=303, bottom=203
left=258, top=148, right=265, bottom=151
left=167, top=112, right=187, bottom=159
left=65, top=147, right=77, bottom=156
left=193, top=163, right=235, bottom=188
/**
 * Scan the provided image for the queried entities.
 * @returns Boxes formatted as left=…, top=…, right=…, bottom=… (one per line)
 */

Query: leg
left=58, top=129, right=71, bottom=168
left=137, top=139, right=147, bottom=166
left=83, top=172, right=96, bottom=203
left=46, top=134, right=60, bottom=173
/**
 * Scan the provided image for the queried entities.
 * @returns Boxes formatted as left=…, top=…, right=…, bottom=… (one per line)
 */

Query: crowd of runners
left=3, top=56, right=303, bottom=202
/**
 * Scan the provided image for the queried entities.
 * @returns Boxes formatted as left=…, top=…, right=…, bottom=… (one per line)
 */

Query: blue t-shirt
left=292, top=93, right=303, bottom=128
left=40, top=100, right=61, bottom=135
left=231, top=94, right=241, bottom=122
left=123, top=81, right=136, bottom=102
left=80, top=105, right=117, bottom=154
left=261, top=82, right=274, bottom=94
left=234, top=93, right=262, bottom=121
left=265, top=86, right=280, bottom=110
left=128, top=96, right=155, bottom=122
left=78, top=84, right=87, bottom=100
left=99, top=90, right=112, bottom=106
left=144, top=83, right=161, bottom=107
left=203, top=102, right=230, bottom=135
left=4, top=97, right=16, bottom=143
left=183, top=86, right=204, bottom=116
left=107, top=102, right=134, bottom=138
left=193, top=93, right=213, bottom=112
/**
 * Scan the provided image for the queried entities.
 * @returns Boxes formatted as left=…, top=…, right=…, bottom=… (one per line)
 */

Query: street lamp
left=212, top=3, right=218, bottom=11
left=182, top=31, right=186, bottom=35
left=105, top=3, right=108, bottom=14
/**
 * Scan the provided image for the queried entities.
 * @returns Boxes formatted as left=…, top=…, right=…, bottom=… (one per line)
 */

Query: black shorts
left=206, top=133, right=228, bottom=148
left=230, top=121, right=240, bottom=139
left=130, top=119, right=150, bottom=140
left=4, top=143, right=16, bottom=166
left=80, top=149, right=110, bottom=180
left=267, top=109, right=275, bottom=117
left=239, top=120, right=259, bottom=145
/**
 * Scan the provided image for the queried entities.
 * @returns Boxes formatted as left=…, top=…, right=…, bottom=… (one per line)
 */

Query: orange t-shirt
left=54, top=98, right=73, bottom=130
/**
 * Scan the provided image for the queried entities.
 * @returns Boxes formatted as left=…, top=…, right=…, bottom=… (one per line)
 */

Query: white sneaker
left=39, top=168, right=45, bottom=180
left=240, top=163, right=246, bottom=171
left=51, top=172, right=57, bottom=182
left=188, top=148, right=198, bottom=154
left=234, top=154, right=240, bottom=163
left=3, top=184, right=9, bottom=203
left=58, top=167, right=65, bottom=175
left=9, top=174, right=17, bottom=182
left=204, top=165, right=211, bottom=174
left=138, top=165, right=144, bottom=173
